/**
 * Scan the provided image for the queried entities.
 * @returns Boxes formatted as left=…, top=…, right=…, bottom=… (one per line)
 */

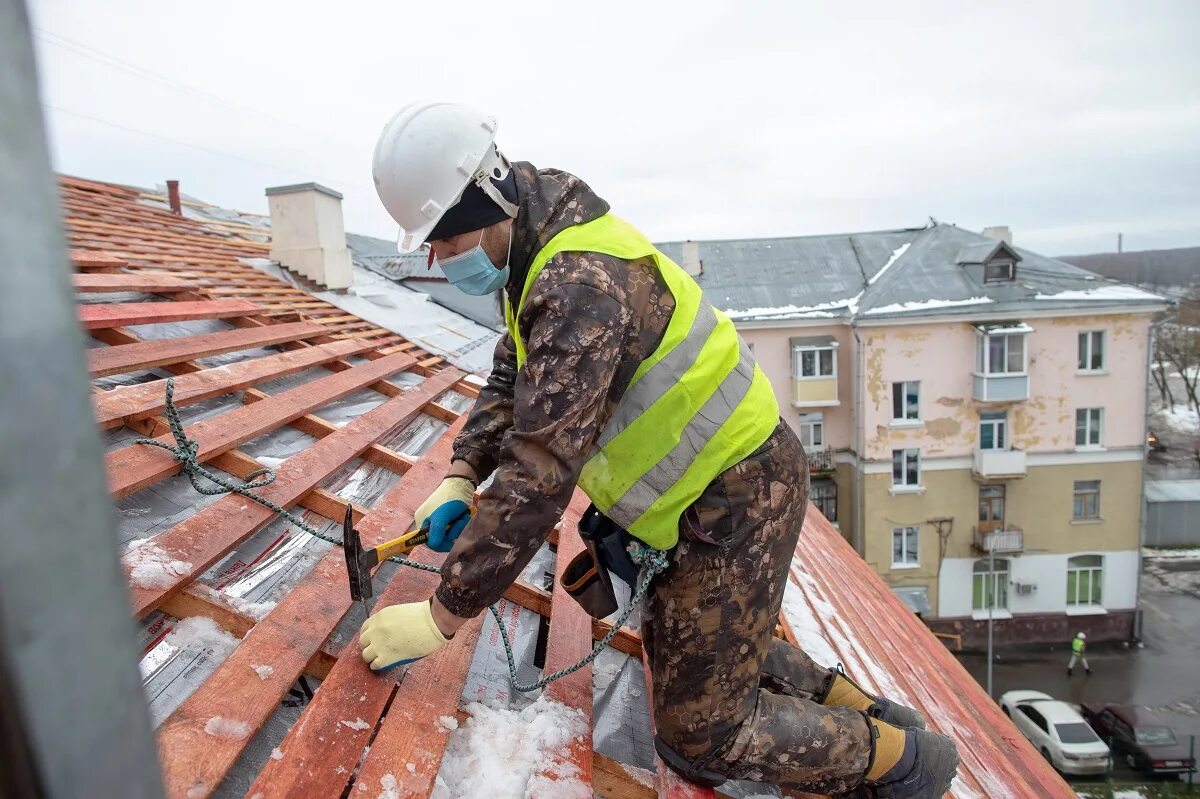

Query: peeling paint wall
left=860, top=314, right=1152, bottom=460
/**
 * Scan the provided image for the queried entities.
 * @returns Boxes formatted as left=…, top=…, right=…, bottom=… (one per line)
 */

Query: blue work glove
left=413, top=476, right=474, bottom=552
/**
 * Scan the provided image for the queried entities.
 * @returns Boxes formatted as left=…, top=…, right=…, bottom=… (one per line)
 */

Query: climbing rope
left=136, top=378, right=668, bottom=693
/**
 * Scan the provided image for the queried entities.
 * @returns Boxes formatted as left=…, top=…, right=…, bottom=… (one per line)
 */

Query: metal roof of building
left=1145, top=479, right=1200, bottom=503
left=659, top=223, right=1168, bottom=323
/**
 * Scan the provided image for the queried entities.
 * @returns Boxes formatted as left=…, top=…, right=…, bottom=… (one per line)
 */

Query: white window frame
left=1075, top=408, right=1103, bottom=449
left=793, top=346, right=836, bottom=380
left=976, top=332, right=1027, bottom=376
left=1077, top=330, right=1106, bottom=373
left=979, top=411, right=1008, bottom=451
left=892, top=526, right=920, bottom=568
left=891, top=448, right=921, bottom=488
left=892, top=381, right=920, bottom=422
left=1067, top=554, right=1104, bottom=608
left=1073, top=480, right=1101, bottom=520
left=798, top=413, right=824, bottom=450
left=973, top=558, right=1010, bottom=612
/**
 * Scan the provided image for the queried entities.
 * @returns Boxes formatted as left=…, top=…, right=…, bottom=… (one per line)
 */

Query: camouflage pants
left=642, top=421, right=873, bottom=795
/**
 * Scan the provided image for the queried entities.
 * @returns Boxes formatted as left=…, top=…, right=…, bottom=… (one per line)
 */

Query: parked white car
left=999, top=690, right=1111, bottom=775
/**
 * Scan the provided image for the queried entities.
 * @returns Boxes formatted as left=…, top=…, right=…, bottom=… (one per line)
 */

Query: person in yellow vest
left=357, top=102, right=958, bottom=797
left=1068, top=632, right=1091, bottom=676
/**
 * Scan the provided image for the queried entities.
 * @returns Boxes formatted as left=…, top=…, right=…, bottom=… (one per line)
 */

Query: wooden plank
left=121, top=366, right=461, bottom=618
left=72, top=272, right=192, bottom=293
left=594, top=753, right=656, bottom=799
left=70, top=250, right=128, bottom=270
left=154, top=418, right=463, bottom=799
left=92, top=338, right=373, bottom=429
left=532, top=503, right=596, bottom=791
left=105, top=350, right=420, bottom=498
left=88, top=320, right=325, bottom=377
left=78, top=299, right=261, bottom=329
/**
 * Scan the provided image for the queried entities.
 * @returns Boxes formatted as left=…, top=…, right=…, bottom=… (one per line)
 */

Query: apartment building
left=658, top=224, right=1168, bottom=645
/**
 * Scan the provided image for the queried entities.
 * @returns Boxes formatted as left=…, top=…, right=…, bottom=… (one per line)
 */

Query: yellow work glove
left=358, top=601, right=448, bottom=671
left=414, top=476, right=476, bottom=552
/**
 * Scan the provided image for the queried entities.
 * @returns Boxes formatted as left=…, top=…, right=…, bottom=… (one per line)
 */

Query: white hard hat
left=372, top=100, right=518, bottom=253
left=1077, top=632, right=1087, bottom=639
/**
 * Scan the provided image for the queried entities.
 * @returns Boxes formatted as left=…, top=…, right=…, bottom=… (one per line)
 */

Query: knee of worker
left=653, top=701, right=749, bottom=767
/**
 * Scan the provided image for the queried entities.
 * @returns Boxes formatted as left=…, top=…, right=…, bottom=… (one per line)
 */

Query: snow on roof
left=1034, top=284, right=1166, bottom=302
left=863, top=296, right=995, bottom=316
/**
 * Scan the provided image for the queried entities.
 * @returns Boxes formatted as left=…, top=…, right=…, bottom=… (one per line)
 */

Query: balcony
left=792, top=376, right=839, bottom=408
left=808, top=446, right=835, bottom=475
left=973, top=448, right=1027, bottom=478
left=972, top=373, right=1029, bottom=403
left=973, top=525, right=1024, bottom=554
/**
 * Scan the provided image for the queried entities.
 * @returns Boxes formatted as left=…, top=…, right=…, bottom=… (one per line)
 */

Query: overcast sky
left=28, top=0, right=1200, bottom=256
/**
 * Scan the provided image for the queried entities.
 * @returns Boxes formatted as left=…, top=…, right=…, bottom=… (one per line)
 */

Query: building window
left=892, top=526, right=920, bottom=567
left=795, top=347, right=836, bottom=379
left=973, top=558, right=1009, bottom=611
left=892, top=449, right=920, bottom=487
left=1075, top=408, right=1103, bottom=448
left=1073, top=480, right=1100, bottom=520
left=798, top=413, right=824, bottom=449
left=979, top=411, right=1007, bottom=450
left=1067, top=555, right=1104, bottom=607
left=811, top=479, right=837, bottom=522
left=984, top=260, right=1016, bottom=283
left=892, top=381, right=920, bottom=421
left=977, top=333, right=1026, bottom=375
left=1078, top=331, right=1105, bottom=372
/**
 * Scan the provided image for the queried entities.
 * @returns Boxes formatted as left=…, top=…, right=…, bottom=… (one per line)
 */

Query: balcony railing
left=973, top=448, right=1027, bottom=478
left=973, top=525, right=1024, bottom=554
left=972, top=372, right=1029, bottom=403
left=807, top=446, right=835, bottom=474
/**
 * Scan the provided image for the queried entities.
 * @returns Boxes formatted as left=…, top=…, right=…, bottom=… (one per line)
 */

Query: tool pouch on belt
left=560, top=504, right=640, bottom=619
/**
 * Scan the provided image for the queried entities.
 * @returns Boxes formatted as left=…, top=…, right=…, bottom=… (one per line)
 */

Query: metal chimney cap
left=265, top=182, right=343, bottom=200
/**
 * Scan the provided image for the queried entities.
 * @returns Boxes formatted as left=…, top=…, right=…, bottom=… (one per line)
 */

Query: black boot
left=1067, top=667, right=1073, bottom=676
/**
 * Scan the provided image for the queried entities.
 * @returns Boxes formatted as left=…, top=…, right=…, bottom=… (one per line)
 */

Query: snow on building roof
left=64, top=173, right=1073, bottom=797
left=659, top=223, right=1168, bottom=323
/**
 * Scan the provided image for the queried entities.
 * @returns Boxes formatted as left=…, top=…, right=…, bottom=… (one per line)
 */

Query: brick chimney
left=265, top=182, right=353, bottom=289
left=682, top=240, right=703, bottom=277
left=982, top=226, right=1013, bottom=245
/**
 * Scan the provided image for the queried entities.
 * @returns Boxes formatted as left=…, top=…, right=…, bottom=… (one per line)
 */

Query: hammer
left=341, top=505, right=429, bottom=616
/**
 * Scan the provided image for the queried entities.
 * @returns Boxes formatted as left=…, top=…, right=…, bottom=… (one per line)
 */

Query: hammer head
left=342, top=505, right=373, bottom=603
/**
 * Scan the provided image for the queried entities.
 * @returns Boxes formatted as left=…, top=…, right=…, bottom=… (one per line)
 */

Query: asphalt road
left=956, top=552, right=1200, bottom=784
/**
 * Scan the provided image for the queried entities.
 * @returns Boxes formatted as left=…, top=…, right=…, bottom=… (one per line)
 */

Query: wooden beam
left=120, top=366, right=461, bottom=618
left=154, top=421, right=466, bottom=799
left=105, top=350, right=420, bottom=498
left=70, top=250, right=127, bottom=270
left=87, top=320, right=324, bottom=377
left=594, top=754, right=656, bottom=799
left=73, top=272, right=193, bottom=293
left=78, top=299, right=261, bottom=330
left=533, top=498, right=596, bottom=791
left=92, top=338, right=373, bottom=429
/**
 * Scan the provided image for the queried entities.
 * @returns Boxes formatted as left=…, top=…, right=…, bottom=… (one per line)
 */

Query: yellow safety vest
left=1072, top=637, right=1085, bottom=655
left=504, top=214, right=779, bottom=549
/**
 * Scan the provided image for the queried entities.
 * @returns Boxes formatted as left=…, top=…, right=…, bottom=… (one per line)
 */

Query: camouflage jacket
left=435, top=163, right=676, bottom=618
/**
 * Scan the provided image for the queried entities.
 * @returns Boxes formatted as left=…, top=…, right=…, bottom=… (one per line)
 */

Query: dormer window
left=984, top=259, right=1016, bottom=283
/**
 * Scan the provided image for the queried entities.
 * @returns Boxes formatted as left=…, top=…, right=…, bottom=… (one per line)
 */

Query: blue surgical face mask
left=435, top=225, right=512, bottom=296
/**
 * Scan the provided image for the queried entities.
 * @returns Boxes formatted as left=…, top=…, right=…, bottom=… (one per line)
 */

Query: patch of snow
left=340, top=718, right=371, bottom=731
left=1145, top=547, right=1200, bottom=559
left=1157, top=405, right=1200, bottom=434
left=868, top=241, right=912, bottom=286
left=163, top=616, right=240, bottom=658
left=620, top=762, right=655, bottom=788
left=251, top=664, right=273, bottom=680
left=437, top=715, right=459, bottom=732
left=780, top=577, right=840, bottom=668
left=405, top=763, right=416, bottom=774
left=186, top=784, right=207, bottom=799
left=724, top=299, right=853, bottom=321
left=123, top=538, right=193, bottom=588
left=255, top=456, right=286, bottom=469
left=270, top=747, right=284, bottom=761
left=1035, top=285, right=1163, bottom=302
left=226, top=594, right=278, bottom=620
left=204, top=716, right=250, bottom=740
left=864, top=296, right=995, bottom=316
left=435, top=695, right=589, bottom=799
left=377, top=774, right=399, bottom=799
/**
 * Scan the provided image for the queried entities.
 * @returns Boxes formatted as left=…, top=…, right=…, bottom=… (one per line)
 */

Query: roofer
left=357, top=101, right=959, bottom=797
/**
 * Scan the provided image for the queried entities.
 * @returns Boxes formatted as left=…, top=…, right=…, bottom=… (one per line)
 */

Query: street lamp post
left=987, top=544, right=995, bottom=698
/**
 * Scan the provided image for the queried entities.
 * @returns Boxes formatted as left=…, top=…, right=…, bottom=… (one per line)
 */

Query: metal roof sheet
left=1145, top=479, right=1200, bottom=503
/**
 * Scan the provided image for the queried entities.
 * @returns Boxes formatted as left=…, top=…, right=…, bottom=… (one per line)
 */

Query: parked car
left=1082, top=703, right=1196, bottom=776
left=999, top=690, right=1110, bottom=775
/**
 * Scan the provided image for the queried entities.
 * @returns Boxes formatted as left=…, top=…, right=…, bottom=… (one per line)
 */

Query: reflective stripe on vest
left=504, top=214, right=779, bottom=549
